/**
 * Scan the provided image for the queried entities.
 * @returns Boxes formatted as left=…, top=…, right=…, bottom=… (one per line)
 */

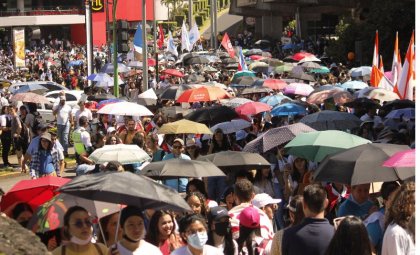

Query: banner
left=221, top=33, right=235, bottom=58
left=13, top=28, right=25, bottom=69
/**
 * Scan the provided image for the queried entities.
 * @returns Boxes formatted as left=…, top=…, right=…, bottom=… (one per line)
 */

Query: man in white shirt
left=52, top=94, right=73, bottom=157
left=74, top=100, right=92, bottom=128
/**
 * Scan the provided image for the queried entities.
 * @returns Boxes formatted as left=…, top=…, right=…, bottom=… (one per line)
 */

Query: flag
left=166, top=31, right=178, bottom=57
left=188, top=23, right=200, bottom=51
left=379, top=55, right=384, bottom=73
left=133, top=23, right=143, bottom=54
left=370, top=65, right=394, bottom=91
left=391, top=32, right=402, bottom=87
left=395, top=31, right=415, bottom=100
left=372, top=30, right=379, bottom=67
left=181, top=21, right=190, bottom=52
left=157, top=24, right=164, bottom=49
left=221, top=33, right=236, bottom=58
left=237, top=47, right=248, bottom=71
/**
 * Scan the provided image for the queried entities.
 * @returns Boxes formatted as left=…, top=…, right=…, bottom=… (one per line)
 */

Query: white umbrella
left=89, top=144, right=151, bottom=164
left=138, top=88, right=158, bottom=105
left=97, top=102, right=153, bottom=116
left=95, top=77, right=125, bottom=87
left=210, top=119, right=252, bottom=134
left=298, top=56, right=322, bottom=63
left=220, top=97, right=253, bottom=108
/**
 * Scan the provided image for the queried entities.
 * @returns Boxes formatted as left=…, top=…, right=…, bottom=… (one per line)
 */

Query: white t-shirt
left=75, top=108, right=93, bottom=126
left=171, top=245, right=224, bottom=255
left=382, top=222, right=415, bottom=255
left=53, top=103, right=72, bottom=125
left=117, top=240, right=162, bottom=255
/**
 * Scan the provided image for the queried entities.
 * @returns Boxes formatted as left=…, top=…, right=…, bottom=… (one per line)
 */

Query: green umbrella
left=310, top=66, right=330, bottom=74
left=284, top=130, right=371, bottom=162
left=274, top=64, right=293, bottom=74
left=232, top=70, right=256, bottom=81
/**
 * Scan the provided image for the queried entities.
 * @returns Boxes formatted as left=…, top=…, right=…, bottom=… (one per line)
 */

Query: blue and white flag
left=188, top=23, right=200, bottom=51
left=133, top=23, right=143, bottom=53
left=238, top=47, right=248, bottom=71
left=181, top=21, right=190, bottom=52
left=166, top=31, right=178, bottom=57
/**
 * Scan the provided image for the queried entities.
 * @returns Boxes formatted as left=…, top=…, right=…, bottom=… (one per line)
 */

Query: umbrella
left=97, top=102, right=153, bottom=116
left=197, top=151, right=270, bottom=171
left=299, top=110, right=362, bottom=131
left=270, top=102, right=307, bottom=117
left=222, top=57, right=238, bottom=64
left=284, top=130, right=371, bottom=162
left=232, top=70, right=256, bottom=81
left=254, top=39, right=271, bottom=45
left=310, top=66, right=330, bottom=74
left=307, top=89, right=350, bottom=105
left=67, top=60, right=83, bottom=67
left=100, top=63, right=130, bottom=73
left=297, top=55, right=322, bottom=63
left=259, top=94, right=292, bottom=107
left=210, top=119, right=251, bottom=134
left=288, top=72, right=316, bottom=82
left=158, top=85, right=192, bottom=100
left=160, top=106, right=192, bottom=118
left=300, top=62, right=321, bottom=69
left=158, top=119, right=212, bottom=134
left=284, top=83, right=314, bottom=97
left=242, top=123, right=316, bottom=153
left=10, top=92, right=51, bottom=104
left=291, top=65, right=305, bottom=75
left=313, top=144, right=412, bottom=185
left=184, top=106, right=239, bottom=126
left=382, top=99, right=415, bottom=111
left=89, top=144, right=151, bottom=164
left=357, top=87, right=400, bottom=103
left=245, top=49, right=263, bottom=56
left=385, top=108, right=415, bottom=119
left=138, top=88, right=158, bottom=105
left=148, top=58, right=156, bottom=66
left=87, top=73, right=113, bottom=83
left=221, top=97, right=253, bottom=108
left=58, top=171, right=191, bottom=212
left=232, top=76, right=259, bottom=86
left=29, top=193, right=121, bottom=233
left=292, top=52, right=315, bottom=61
left=249, top=55, right=266, bottom=61
left=249, top=62, right=269, bottom=73
left=311, top=85, right=344, bottom=93
left=202, top=66, right=218, bottom=72
left=88, top=93, right=116, bottom=102
left=274, top=64, right=293, bottom=74
left=343, top=97, right=381, bottom=109
left=96, top=98, right=125, bottom=110
left=177, top=86, right=231, bottom=103
left=241, top=87, right=272, bottom=95
left=340, top=81, right=369, bottom=90
left=0, top=176, right=71, bottom=212
left=260, top=58, right=283, bottom=67
left=350, top=66, right=372, bottom=77
left=13, top=84, right=48, bottom=95
left=253, top=79, right=288, bottom=90
left=128, top=61, right=143, bottom=68
left=140, top=159, right=225, bottom=179
left=382, top=149, right=415, bottom=168
left=184, top=56, right=209, bottom=65
left=235, top=101, right=271, bottom=115
left=185, top=74, right=206, bottom=83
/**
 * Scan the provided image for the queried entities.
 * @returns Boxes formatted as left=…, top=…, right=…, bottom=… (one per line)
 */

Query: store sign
left=91, top=0, right=104, bottom=12
left=13, top=28, right=25, bottom=68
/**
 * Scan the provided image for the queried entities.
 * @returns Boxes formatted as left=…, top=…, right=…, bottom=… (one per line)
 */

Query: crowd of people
left=0, top=28, right=416, bottom=255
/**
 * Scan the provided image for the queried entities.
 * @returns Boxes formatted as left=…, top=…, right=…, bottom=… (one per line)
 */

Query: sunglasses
left=71, top=219, right=92, bottom=229
left=172, top=145, right=182, bottom=149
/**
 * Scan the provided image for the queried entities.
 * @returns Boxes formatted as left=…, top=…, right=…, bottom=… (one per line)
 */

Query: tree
left=161, top=0, right=185, bottom=20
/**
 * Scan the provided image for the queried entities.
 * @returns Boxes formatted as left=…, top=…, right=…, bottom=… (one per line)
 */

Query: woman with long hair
left=254, top=168, right=276, bottom=199
left=283, top=157, right=310, bottom=201
left=185, top=192, right=208, bottom=218
left=207, top=206, right=238, bottom=255
left=97, top=212, right=122, bottom=247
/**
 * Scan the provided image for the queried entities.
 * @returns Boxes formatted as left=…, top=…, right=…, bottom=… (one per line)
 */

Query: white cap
left=107, top=127, right=116, bottom=133
left=251, top=193, right=281, bottom=208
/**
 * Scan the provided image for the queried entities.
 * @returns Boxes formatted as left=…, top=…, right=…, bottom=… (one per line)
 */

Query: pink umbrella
left=292, top=52, right=315, bottom=61
left=382, top=149, right=415, bottom=167
left=235, top=101, right=272, bottom=115
left=284, top=83, right=314, bottom=97
left=261, top=79, right=288, bottom=90
left=250, top=55, right=266, bottom=61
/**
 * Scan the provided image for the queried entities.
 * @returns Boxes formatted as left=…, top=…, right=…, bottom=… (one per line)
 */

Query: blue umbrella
left=67, top=60, right=84, bottom=68
left=259, top=94, right=292, bottom=107
left=385, top=108, right=415, bottom=120
left=14, top=84, right=48, bottom=94
left=282, top=43, right=295, bottom=50
left=339, top=81, right=368, bottom=90
left=270, top=103, right=307, bottom=117
left=87, top=73, right=113, bottom=83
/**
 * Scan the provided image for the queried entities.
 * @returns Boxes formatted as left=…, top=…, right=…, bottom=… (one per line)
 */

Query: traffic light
left=117, top=20, right=129, bottom=53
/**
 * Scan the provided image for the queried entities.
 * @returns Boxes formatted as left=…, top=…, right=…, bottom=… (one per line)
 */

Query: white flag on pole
left=181, top=21, right=190, bottom=52
left=166, top=31, right=178, bottom=57
left=188, top=23, right=200, bottom=51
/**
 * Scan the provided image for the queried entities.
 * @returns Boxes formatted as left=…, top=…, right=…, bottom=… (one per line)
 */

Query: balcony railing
left=0, top=8, right=85, bottom=17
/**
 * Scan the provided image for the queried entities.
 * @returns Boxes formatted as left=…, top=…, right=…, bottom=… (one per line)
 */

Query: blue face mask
left=187, top=232, right=208, bottom=250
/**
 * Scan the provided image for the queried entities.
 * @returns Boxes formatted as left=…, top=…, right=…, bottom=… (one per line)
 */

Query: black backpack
left=19, top=117, right=31, bottom=146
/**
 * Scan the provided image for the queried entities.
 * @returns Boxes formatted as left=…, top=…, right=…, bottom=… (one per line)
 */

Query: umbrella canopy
left=249, top=55, right=267, bottom=61
left=249, top=62, right=269, bottom=73
left=184, top=56, right=209, bottom=65
left=87, top=73, right=113, bottom=83
left=274, top=64, right=293, bottom=74
left=385, top=108, right=415, bottom=119
left=197, top=151, right=270, bottom=171
left=89, top=144, right=151, bottom=164
left=284, top=83, right=314, bottom=96
left=259, top=94, right=292, bottom=107
left=140, top=159, right=225, bottom=179
left=242, top=123, right=316, bottom=153
left=307, top=89, right=350, bottom=105
left=241, top=86, right=272, bottom=95
left=350, top=66, right=372, bottom=77
left=202, top=66, right=218, bottom=72
left=292, top=52, right=315, bottom=61
left=382, top=99, right=415, bottom=111
left=177, top=86, right=231, bottom=103
left=0, top=176, right=71, bottom=212
left=356, top=87, right=400, bottom=103
left=138, top=88, right=158, bottom=105
left=340, top=80, right=369, bottom=90
left=383, top=149, right=415, bottom=168
left=284, top=130, right=371, bottom=162
left=100, top=63, right=130, bottom=73
left=300, top=62, right=321, bottom=69
left=232, top=76, right=260, bottom=86
left=260, top=58, right=283, bottom=67
left=158, top=119, right=212, bottom=134
left=185, top=74, right=206, bottom=83
left=313, top=144, right=412, bottom=185
left=235, top=101, right=271, bottom=115
left=13, top=84, right=48, bottom=95
left=210, top=119, right=251, bottom=134
left=343, top=97, right=381, bottom=109
left=232, top=71, right=256, bottom=82
left=96, top=98, right=125, bottom=110
left=254, top=79, right=288, bottom=90
left=221, top=97, right=253, bottom=108
left=160, top=106, right=193, bottom=118
left=310, top=66, right=330, bottom=74
left=88, top=93, right=116, bottom=102
left=97, top=102, right=153, bottom=116
left=29, top=193, right=121, bottom=233
left=184, top=106, right=239, bottom=126
left=158, top=85, right=192, bottom=100
left=270, top=102, right=307, bottom=117
left=58, top=171, right=191, bottom=212
left=298, top=55, right=322, bottom=63
left=299, top=110, right=362, bottom=131
left=162, top=69, right=184, bottom=78
left=245, top=49, right=263, bottom=56
left=288, top=72, right=316, bottom=82
left=10, top=92, right=51, bottom=104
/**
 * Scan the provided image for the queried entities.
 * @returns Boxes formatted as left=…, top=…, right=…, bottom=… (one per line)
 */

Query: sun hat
left=252, top=193, right=281, bottom=209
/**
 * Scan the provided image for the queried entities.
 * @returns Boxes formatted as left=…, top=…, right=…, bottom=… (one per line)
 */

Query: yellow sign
left=13, top=28, right=25, bottom=68
left=91, top=0, right=104, bottom=12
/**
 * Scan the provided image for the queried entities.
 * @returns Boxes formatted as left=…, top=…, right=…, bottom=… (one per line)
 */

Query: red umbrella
left=177, top=86, right=231, bottom=103
left=235, top=101, right=272, bottom=115
left=383, top=149, right=415, bottom=168
left=261, top=79, right=288, bottom=90
left=148, top=58, right=156, bottom=66
left=250, top=55, right=266, bottom=61
left=0, top=176, right=71, bottom=212
left=292, top=52, right=315, bottom=61
left=162, top=69, right=185, bottom=78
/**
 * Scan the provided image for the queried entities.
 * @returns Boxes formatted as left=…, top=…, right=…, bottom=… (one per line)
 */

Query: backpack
left=31, top=113, right=42, bottom=134
left=19, top=117, right=31, bottom=146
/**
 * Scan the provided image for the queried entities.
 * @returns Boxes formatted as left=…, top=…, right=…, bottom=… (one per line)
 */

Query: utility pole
left=85, top=0, right=93, bottom=86
left=142, top=0, right=148, bottom=92
left=153, top=0, right=158, bottom=83
left=112, top=0, right=119, bottom=97
left=105, top=0, right=111, bottom=62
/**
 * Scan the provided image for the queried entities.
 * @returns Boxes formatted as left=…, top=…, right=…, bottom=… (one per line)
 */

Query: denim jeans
left=207, top=176, right=227, bottom=201
left=57, top=123, right=70, bottom=154
left=273, top=182, right=285, bottom=230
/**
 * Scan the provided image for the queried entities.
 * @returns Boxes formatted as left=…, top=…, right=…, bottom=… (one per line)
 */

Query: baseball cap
left=252, top=193, right=281, bottom=209
left=107, top=127, right=116, bottom=134
left=186, top=138, right=196, bottom=147
left=238, top=206, right=260, bottom=229
left=173, top=138, right=184, bottom=146
left=209, top=206, right=229, bottom=222
left=40, top=132, right=52, bottom=142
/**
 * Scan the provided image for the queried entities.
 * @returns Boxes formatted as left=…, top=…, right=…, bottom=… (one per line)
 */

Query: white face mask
left=70, top=235, right=92, bottom=245
left=187, top=232, right=208, bottom=250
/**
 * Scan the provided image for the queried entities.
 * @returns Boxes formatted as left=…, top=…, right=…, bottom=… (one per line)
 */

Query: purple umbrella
left=284, top=83, right=314, bottom=96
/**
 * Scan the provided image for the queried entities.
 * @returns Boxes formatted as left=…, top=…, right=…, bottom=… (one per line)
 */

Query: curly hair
left=185, top=191, right=208, bottom=217
left=385, top=181, right=415, bottom=229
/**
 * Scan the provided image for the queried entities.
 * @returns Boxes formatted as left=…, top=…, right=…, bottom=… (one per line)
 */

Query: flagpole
left=142, top=0, right=148, bottom=92
left=153, top=0, right=158, bottom=83
left=112, top=0, right=119, bottom=97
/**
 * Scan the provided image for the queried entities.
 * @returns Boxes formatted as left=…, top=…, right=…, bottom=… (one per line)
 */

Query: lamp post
left=142, top=0, right=148, bottom=92
left=112, top=0, right=119, bottom=97
left=85, top=0, right=93, bottom=86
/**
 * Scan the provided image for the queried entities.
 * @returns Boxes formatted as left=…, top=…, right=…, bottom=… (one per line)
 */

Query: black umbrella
left=197, top=151, right=271, bottom=171
left=288, top=72, right=316, bottom=82
left=87, top=93, right=116, bottom=102
left=140, top=159, right=225, bottom=179
left=158, top=85, right=192, bottom=100
left=231, top=76, right=259, bottom=86
left=58, top=171, right=191, bottom=212
left=313, top=143, right=412, bottom=185
left=181, top=52, right=199, bottom=62
left=161, top=106, right=192, bottom=118
left=185, top=74, right=206, bottom=83
left=184, top=106, right=238, bottom=126
left=382, top=99, right=416, bottom=111
left=241, top=86, right=272, bottom=95
left=217, top=52, right=231, bottom=59
left=184, top=56, right=210, bottom=65
left=344, top=98, right=381, bottom=109
left=242, top=123, right=316, bottom=153
left=299, top=110, right=362, bottom=131
left=222, top=57, right=238, bottom=64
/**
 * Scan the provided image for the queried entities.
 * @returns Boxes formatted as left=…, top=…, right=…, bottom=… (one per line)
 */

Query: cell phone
left=333, top=216, right=345, bottom=229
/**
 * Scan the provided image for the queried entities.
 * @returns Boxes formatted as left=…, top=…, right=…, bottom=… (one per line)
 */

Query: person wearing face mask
left=52, top=206, right=108, bottom=255
left=171, top=214, right=224, bottom=255
left=111, top=206, right=162, bottom=255
left=207, top=206, right=238, bottom=255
